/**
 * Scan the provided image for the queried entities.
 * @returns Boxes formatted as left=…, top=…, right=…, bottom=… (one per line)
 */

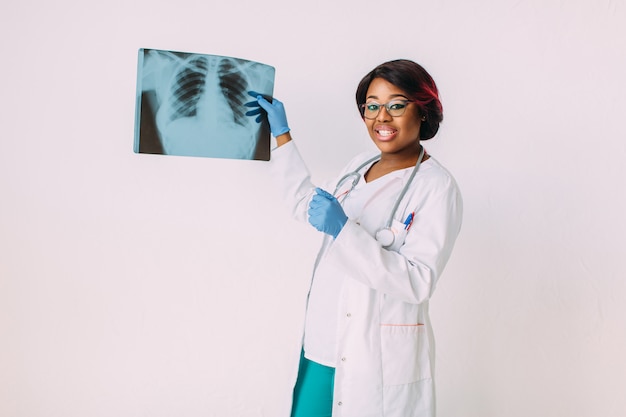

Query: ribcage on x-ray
left=167, top=56, right=250, bottom=127
left=170, top=56, right=209, bottom=119
left=218, top=59, right=249, bottom=126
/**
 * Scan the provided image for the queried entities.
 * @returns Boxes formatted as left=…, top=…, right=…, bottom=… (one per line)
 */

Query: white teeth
left=378, top=130, right=394, bottom=137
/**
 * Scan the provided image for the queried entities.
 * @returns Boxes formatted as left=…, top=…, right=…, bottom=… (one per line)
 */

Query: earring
left=421, top=116, right=426, bottom=121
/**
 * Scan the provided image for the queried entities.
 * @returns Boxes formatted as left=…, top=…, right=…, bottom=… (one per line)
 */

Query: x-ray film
left=134, top=48, right=275, bottom=161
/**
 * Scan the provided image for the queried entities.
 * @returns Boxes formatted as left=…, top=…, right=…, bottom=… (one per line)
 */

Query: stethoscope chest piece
left=375, top=228, right=396, bottom=247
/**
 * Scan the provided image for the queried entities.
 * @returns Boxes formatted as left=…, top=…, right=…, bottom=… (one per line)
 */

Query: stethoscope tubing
left=333, top=147, right=426, bottom=230
left=383, top=146, right=425, bottom=229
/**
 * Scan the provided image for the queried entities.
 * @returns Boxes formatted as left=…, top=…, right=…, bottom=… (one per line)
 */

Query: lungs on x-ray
left=134, top=48, right=275, bottom=161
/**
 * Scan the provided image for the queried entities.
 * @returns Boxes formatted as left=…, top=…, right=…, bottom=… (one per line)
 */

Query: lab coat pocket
left=380, top=324, right=431, bottom=386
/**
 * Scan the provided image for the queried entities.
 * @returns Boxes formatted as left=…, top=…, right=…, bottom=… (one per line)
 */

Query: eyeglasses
left=359, top=100, right=414, bottom=119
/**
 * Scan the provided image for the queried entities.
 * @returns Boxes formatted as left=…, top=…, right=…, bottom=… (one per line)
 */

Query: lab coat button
left=346, top=313, right=351, bottom=317
left=338, top=401, right=343, bottom=406
left=341, top=357, right=346, bottom=361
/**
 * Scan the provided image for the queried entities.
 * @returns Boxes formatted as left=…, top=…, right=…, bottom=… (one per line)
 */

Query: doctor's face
left=362, top=77, right=422, bottom=157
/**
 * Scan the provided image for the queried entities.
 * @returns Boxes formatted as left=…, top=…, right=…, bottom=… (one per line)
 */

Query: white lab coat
left=271, top=141, right=463, bottom=417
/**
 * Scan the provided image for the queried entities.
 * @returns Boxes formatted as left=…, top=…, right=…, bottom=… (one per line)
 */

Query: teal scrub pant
left=290, top=351, right=336, bottom=417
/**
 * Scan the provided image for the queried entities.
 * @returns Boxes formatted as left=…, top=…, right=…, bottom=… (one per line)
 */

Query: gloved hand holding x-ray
left=245, top=93, right=290, bottom=137
left=134, top=48, right=275, bottom=161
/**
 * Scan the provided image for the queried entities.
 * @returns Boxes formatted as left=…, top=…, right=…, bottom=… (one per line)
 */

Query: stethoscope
left=332, top=146, right=426, bottom=247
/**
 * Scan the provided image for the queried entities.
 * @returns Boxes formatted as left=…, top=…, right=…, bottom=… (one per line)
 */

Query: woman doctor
left=247, top=59, right=463, bottom=417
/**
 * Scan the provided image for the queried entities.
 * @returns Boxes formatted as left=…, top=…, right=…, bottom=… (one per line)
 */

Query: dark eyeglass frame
left=359, top=99, right=415, bottom=119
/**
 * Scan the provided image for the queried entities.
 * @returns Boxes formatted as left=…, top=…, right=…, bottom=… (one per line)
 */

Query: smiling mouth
left=375, top=128, right=397, bottom=138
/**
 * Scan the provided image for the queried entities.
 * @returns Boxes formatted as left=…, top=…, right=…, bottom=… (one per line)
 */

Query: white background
left=1, top=1, right=625, bottom=416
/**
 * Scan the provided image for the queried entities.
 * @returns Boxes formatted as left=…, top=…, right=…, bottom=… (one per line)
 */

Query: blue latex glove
left=245, top=91, right=290, bottom=137
left=308, top=188, right=348, bottom=239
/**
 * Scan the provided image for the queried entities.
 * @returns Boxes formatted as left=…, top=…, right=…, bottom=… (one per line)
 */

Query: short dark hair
left=355, top=59, right=443, bottom=140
